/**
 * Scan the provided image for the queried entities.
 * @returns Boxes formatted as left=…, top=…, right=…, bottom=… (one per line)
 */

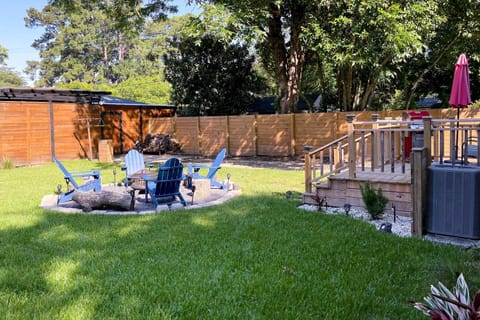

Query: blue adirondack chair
left=53, top=157, right=102, bottom=203
left=187, top=148, right=227, bottom=189
left=142, top=158, right=187, bottom=207
left=121, top=149, right=153, bottom=187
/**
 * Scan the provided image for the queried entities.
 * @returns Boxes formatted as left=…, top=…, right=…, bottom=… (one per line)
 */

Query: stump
left=192, top=179, right=211, bottom=200
left=72, top=190, right=135, bottom=212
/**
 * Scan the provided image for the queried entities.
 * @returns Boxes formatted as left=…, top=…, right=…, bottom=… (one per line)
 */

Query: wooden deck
left=303, top=163, right=412, bottom=217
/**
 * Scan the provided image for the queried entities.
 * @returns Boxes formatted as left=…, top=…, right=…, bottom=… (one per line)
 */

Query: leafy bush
left=360, top=181, right=389, bottom=219
left=469, top=99, right=480, bottom=109
left=412, top=273, right=480, bottom=319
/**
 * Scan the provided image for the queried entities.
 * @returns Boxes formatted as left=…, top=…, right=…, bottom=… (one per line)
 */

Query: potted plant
left=411, top=273, right=480, bottom=319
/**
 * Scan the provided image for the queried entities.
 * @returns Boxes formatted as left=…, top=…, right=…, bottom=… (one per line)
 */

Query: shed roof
left=0, top=87, right=111, bottom=104
left=100, top=95, right=175, bottom=109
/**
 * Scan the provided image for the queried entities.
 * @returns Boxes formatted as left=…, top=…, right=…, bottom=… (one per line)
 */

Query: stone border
left=40, top=188, right=241, bottom=215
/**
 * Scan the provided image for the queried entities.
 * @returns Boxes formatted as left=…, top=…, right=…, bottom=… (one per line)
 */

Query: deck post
left=333, top=143, right=341, bottom=170
left=449, top=116, right=455, bottom=161
left=423, top=116, right=432, bottom=166
left=346, top=114, right=356, bottom=178
left=304, top=145, right=313, bottom=193
left=411, top=147, right=427, bottom=236
left=372, top=114, right=380, bottom=168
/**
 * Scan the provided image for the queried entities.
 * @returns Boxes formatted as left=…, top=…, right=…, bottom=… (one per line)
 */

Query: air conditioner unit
left=427, top=163, right=480, bottom=239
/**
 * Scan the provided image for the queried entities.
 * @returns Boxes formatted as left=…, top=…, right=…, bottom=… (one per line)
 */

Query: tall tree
left=401, top=0, right=480, bottom=108
left=201, top=0, right=433, bottom=112
left=25, top=0, right=177, bottom=86
left=164, top=34, right=265, bottom=115
left=26, top=2, right=133, bottom=85
left=0, top=68, right=25, bottom=87
left=198, top=0, right=313, bottom=114
left=46, top=0, right=176, bottom=28
left=304, top=0, right=436, bottom=111
left=0, top=46, right=25, bottom=87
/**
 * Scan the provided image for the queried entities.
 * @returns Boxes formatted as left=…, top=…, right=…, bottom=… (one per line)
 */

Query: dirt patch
left=123, top=154, right=305, bottom=171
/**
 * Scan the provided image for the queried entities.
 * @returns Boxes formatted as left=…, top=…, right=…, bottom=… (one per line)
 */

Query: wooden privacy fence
left=0, top=101, right=103, bottom=166
left=4, top=100, right=480, bottom=167
left=148, top=111, right=399, bottom=157
left=148, top=108, right=480, bottom=157
left=0, top=99, right=175, bottom=166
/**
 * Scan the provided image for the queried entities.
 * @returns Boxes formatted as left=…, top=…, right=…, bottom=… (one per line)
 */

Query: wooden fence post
left=290, top=113, right=296, bottom=157
left=226, top=116, right=230, bottom=155
left=196, top=116, right=201, bottom=155
left=411, top=147, right=427, bottom=237
left=172, top=116, right=177, bottom=140
left=347, top=114, right=356, bottom=179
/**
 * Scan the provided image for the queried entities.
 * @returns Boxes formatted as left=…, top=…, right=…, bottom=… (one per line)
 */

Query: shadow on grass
left=1, top=162, right=479, bottom=319
left=0, top=191, right=478, bottom=319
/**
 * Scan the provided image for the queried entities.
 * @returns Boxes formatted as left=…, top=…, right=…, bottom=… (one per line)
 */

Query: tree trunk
left=346, top=64, right=353, bottom=110
left=283, top=4, right=306, bottom=114
left=268, top=3, right=288, bottom=113
left=338, top=64, right=354, bottom=111
left=118, top=32, right=125, bottom=61
left=316, top=54, right=327, bottom=107
left=268, top=2, right=306, bottom=114
left=103, top=46, right=108, bottom=64
left=72, top=190, right=135, bottom=212
left=359, top=78, right=378, bottom=110
left=361, top=55, right=391, bottom=110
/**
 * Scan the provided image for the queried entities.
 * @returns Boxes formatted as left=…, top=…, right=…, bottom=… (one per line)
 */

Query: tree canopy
left=25, top=0, right=183, bottom=103
left=0, top=68, right=25, bottom=87
left=0, top=45, right=25, bottom=87
left=23, top=0, right=480, bottom=113
left=307, top=0, right=437, bottom=111
left=164, top=34, right=265, bottom=115
left=201, top=0, right=313, bottom=113
left=0, top=45, right=8, bottom=66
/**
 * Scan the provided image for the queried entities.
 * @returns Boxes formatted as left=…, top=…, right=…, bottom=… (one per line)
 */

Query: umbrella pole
left=455, top=108, right=460, bottom=162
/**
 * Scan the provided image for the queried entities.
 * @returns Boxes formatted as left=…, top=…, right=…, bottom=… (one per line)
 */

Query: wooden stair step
left=316, top=180, right=330, bottom=189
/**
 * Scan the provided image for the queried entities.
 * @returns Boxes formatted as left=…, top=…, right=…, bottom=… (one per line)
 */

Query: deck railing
left=304, top=114, right=480, bottom=193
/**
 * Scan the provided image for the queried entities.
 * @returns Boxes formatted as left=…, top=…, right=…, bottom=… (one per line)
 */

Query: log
left=134, top=134, right=181, bottom=154
left=72, top=190, right=135, bottom=212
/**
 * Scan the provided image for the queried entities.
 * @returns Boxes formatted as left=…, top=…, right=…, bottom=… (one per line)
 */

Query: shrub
left=411, top=273, right=480, bottom=319
left=360, top=181, right=388, bottom=219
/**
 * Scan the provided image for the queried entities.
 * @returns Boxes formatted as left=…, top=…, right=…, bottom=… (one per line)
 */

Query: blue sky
left=0, top=1, right=200, bottom=85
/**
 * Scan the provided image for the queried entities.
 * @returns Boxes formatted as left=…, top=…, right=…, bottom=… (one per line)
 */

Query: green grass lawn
left=0, top=160, right=479, bottom=319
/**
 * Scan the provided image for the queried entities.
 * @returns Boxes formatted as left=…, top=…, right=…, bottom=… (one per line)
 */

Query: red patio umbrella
left=449, top=54, right=472, bottom=160
left=449, top=53, right=471, bottom=109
